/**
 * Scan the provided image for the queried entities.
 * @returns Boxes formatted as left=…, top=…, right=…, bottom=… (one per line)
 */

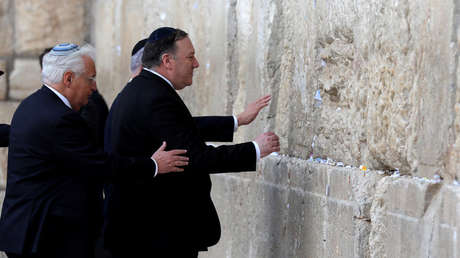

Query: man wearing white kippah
left=0, top=43, right=189, bottom=258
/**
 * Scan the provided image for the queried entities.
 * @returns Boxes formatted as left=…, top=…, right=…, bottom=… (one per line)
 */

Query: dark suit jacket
left=104, top=70, right=256, bottom=254
left=79, top=90, right=108, bottom=148
left=0, top=86, right=156, bottom=256
left=0, top=124, right=10, bottom=147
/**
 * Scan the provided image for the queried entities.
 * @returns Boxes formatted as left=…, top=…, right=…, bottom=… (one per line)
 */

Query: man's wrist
left=233, top=115, right=239, bottom=132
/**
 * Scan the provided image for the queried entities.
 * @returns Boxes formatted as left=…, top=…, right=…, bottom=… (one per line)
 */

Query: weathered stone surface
left=0, top=101, right=18, bottom=123
left=0, top=60, right=7, bottom=100
left=9, top=59, right=41, bottom=100
left=309, top=0, right=455, bottom=178
left=14, top=0, right=88, bottom=55
left=101, top=0, right=455, bottom=180
left=0, top=0, right=13, bottom=57
left=92, top=0, right=130, bottom=106
left=446, top=1, right=460, bottom=183
left=370, top=177, right=460, bottom=258
left=204, top=156, right=382, bottom=258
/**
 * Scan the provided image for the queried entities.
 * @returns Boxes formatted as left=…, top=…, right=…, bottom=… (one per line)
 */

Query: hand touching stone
left=254, top=132, right=280, bottom=158
left=237, top=95, right=271, bottom=126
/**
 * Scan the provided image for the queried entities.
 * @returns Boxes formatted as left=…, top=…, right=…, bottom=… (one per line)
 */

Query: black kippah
left=131, top=39, right=148, bottom=56
left=148, top=27, right=176, bottom=43
left=0, top=71, right=3, bottom=76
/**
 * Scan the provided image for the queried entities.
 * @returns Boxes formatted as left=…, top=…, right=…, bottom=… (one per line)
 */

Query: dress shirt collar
left=43, top=84, right=72, bottom=109
left=143, top=67, right=175, bottom=90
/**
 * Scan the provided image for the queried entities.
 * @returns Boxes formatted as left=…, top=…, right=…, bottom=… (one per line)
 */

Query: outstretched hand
left=237, top=95, right=271, bottom=126
left=254, top=132, right=280, bottom=158
left=152, top=141, right=189, bottom=174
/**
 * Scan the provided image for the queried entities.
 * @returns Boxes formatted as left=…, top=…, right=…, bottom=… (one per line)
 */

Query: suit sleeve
left=0, top=124, right=10, bottom=147
left=53, top=112, right=155, bottom=181
left=149, top=99, right=256, bottom=174
left=193, top=116, right=234, bottom=142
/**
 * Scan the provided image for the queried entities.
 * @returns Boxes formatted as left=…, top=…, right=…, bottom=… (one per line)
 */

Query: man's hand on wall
left=254, top=132, right=280, bottom=158
left=237, top=95, right=271, bottom=126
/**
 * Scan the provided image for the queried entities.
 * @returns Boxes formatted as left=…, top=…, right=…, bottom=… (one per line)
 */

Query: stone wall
left=91, top=0, right=460, bottom=257
left=0, top=0, right=460, bottom=257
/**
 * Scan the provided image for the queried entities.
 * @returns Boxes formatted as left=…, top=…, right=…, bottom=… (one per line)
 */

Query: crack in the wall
left=264, top=0, right=283, bottom=132
left=451, top=0, right=460, bottom=142
left=422, top=182, right=442, bottom=216
left=225, top=0, right=239, bottom=115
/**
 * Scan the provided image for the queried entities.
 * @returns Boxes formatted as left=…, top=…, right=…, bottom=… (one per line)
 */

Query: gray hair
left=41, top=44, right=96, bottom=84
left=130, top=47, right=144, bottom=73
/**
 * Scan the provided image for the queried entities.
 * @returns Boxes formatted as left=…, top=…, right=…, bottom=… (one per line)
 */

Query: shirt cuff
left=252, top=141, right=261, bottom=162
left=233, top=115, right=238, bottom=132
left=151, top=157, right=159, bottom=177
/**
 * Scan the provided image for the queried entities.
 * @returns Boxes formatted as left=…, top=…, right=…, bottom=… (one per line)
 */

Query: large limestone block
left=0, top=0, right=13, bottom=57
left=14, top=0, right=88, bottom=55
left=325, top=201, right=355, bottom=257
left=0, top=60, right=7, bottom=100
left=309, top=0, right=456, bottom=178
left=9, top=59, right=41, bottom=100
left=370, top=177, right=460, bottom=258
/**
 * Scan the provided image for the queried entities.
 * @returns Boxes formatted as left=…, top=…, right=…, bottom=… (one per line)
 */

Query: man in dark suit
left=0, top=43, right=189, bottom=258
left=0, top=70, right=10, bottom=147
left=105, top=27, right=280, bottom=257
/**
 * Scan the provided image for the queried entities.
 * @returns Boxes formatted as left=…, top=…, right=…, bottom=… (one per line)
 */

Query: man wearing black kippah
left=105, top=27, right=280, bottom=257
left=0, top=70, right=10, bottom=147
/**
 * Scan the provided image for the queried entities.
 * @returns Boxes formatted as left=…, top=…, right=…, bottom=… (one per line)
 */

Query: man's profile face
left=70, top=56, right=97, bottom=111
left=170, top=37, right=199, bottom=90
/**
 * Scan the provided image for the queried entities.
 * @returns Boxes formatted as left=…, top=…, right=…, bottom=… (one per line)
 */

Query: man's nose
left=194, top=57, right=199, bottom=68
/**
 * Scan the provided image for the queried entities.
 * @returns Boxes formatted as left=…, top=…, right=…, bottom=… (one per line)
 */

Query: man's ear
left=63, top=71, right=73, bottom=87
left=162, top=53, right=173, bottom=69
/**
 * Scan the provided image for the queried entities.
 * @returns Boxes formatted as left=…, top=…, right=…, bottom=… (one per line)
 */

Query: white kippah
left=50, top=43, right=80, bottom=56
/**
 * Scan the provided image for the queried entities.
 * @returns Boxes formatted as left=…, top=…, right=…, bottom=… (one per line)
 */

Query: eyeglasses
left=86, top=76, right=96, bottom=82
